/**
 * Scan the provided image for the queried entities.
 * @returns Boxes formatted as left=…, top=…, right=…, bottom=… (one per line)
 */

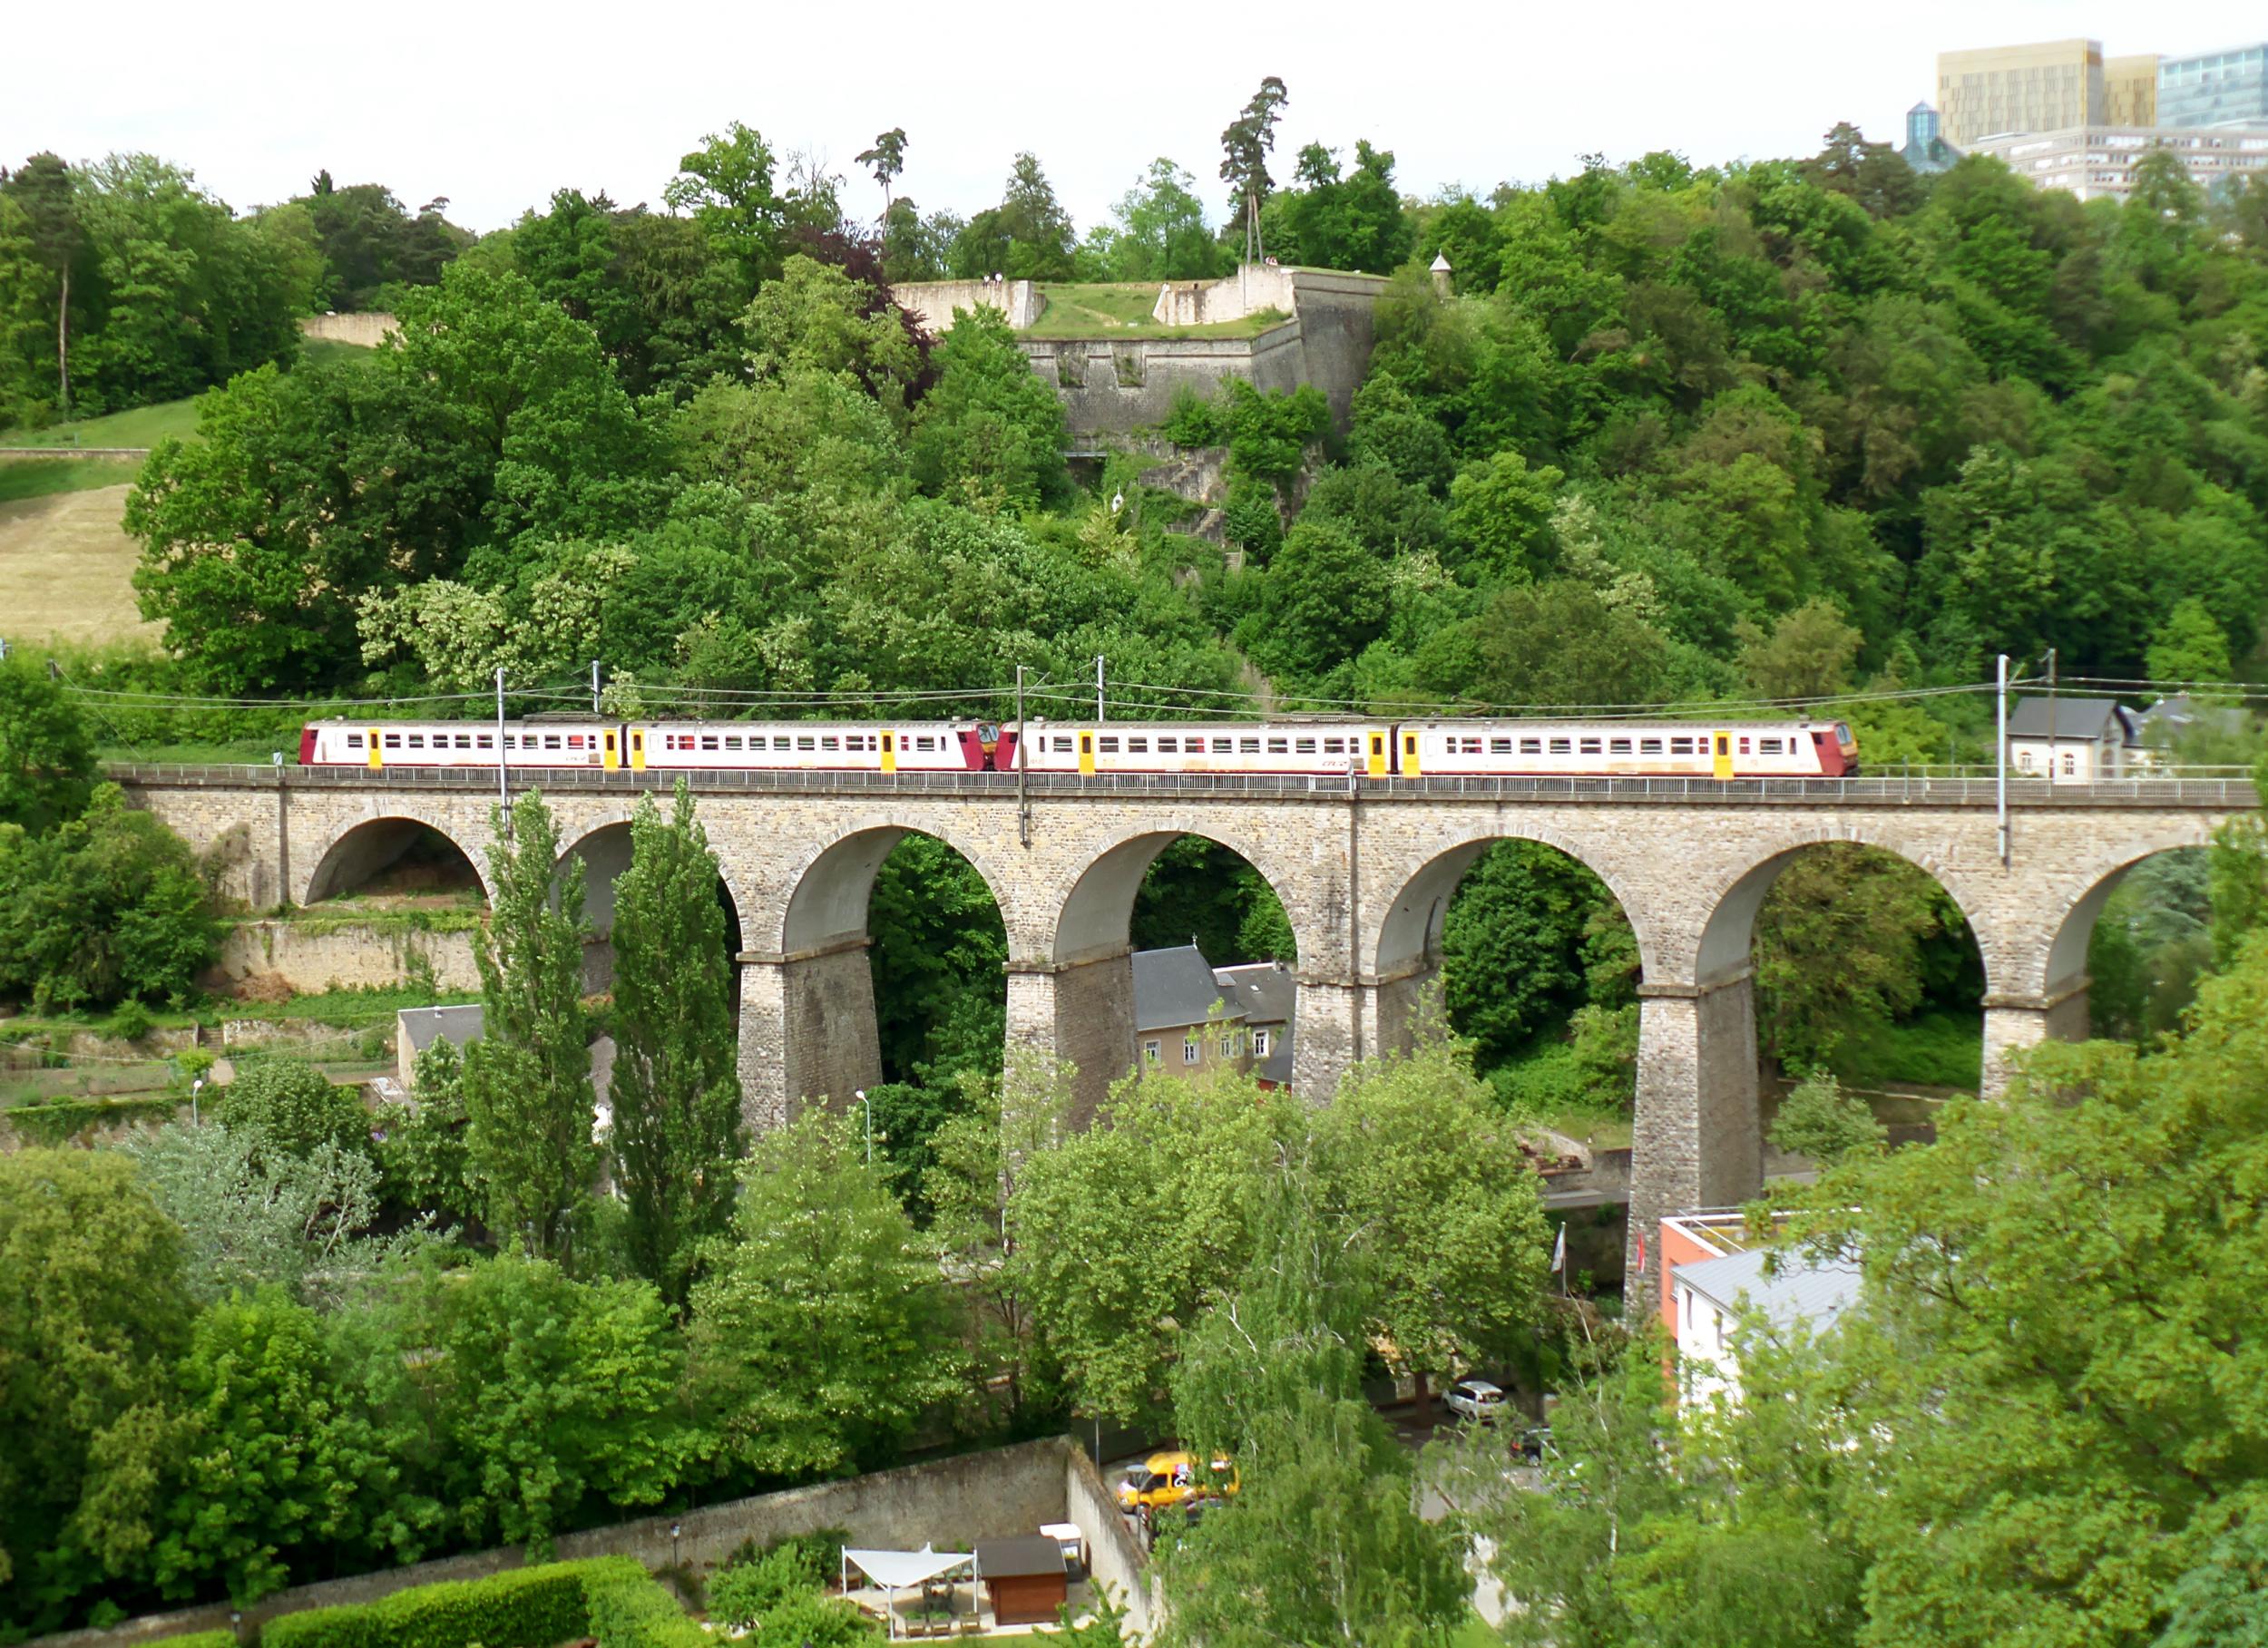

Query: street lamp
left=671, top=1521, right=682, bottom=1567
left=191, top=1077, right=205, bottom=1127
left=854, top=1089, right=873, bottom=1166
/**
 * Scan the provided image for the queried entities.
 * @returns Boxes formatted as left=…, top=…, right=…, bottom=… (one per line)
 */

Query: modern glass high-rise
left=2159, top=44, right=2268, bottom=129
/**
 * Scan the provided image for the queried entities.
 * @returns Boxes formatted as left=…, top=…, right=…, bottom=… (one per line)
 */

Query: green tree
left=128, top=1119, right=410, bottom=1307
left=689, top=1111, right=960, bottom=1477
left=1219, top=77, right=1290, bottom=262
left=610, top=782, right=745, bottom=1307
left=1087, top=160, right=1221, bottom=282
left=3, top=152, right=81, bottom=417
left=953, top=153, right=1076, bottom=280
left=1446, top=448, right=1565, bottom=584
left=0, top=652, right=95, bottom=834
left=1439, top=579, right=1671, bottom=710
left=1160, top=1168, right=1466, bottom=1645
left=346, top=1253, right=692, bottom=1555
left=1735, top=598, right=1863, bottom=700
left=854, top=128, right=909, bottom=222
left=2146, top=596, right=2234, bottom=686
left=665, top=122, right=783, bottom=281
left=1753, top=846, right=1959, bottom=1076
left=1241, top=516, right=1392, bottom=678
left=220, top=1057, right=372, bottom=1163
left=0, top=783, right=214, bottom=1011
left=0, top=1150, right=191, bottom=1633
left=378, top=1037, right=479, bottom=1228
left=1441, top=841, right=1620, bottom=1068
left=462, top=791, right=597, bottom=1262
left=83, top=1290, right=376, bottom=1605
left=740, top=252, right=920, bottom=413
left=1765, top=1069, right=1886, bottom=1165
left=910, top=306, right=1067, bottom=511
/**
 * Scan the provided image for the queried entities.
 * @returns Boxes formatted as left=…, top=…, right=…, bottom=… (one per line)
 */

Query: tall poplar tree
left=611, top=780, right=745, bottom=1306
left=464, top=790, right=596, bottom=1260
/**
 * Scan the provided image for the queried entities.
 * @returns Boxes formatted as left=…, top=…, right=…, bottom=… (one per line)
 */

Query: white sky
left=7, top=0, right=2263, bottom=235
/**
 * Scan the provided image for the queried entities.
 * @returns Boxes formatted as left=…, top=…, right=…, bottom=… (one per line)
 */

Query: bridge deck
left=107, top=764, right=2257, bottom=809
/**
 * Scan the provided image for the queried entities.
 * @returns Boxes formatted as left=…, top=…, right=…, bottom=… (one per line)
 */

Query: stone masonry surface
left=118, top=765, right=2252, bottom=1292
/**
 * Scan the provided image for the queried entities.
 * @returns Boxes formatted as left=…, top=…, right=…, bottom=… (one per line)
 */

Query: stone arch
left=1051, top=824, right=1323, bottom=967
left=1693, top=825, right=1998, bottom=993
left=2028, top=825, right=2227, bottom=1005
left=1367, top=824, right=1657, bottom=1068
left=300, top=813, right=492, bottom=907
left=772, top=816, right=1017, bottom=957
left=555, top=817, right=748, bottom=997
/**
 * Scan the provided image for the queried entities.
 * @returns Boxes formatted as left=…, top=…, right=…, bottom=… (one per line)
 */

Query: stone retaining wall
left=209, top=921, right=480, bottom=994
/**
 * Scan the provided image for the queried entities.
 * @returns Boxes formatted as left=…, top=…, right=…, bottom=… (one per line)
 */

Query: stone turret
left=1429, top=251, right=1453, bottom=297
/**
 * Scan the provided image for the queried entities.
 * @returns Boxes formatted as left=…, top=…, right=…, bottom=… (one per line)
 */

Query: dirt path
left=0, top=483, right=156, bottom=645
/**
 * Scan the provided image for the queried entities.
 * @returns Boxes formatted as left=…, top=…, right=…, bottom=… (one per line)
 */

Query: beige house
left=1131, top=946, right=1295, bottom=1087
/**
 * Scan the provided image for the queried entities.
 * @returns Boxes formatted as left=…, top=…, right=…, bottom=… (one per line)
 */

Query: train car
left=299, top=720, right=623, bottom=769
left=1013, top=720, right=1393, bottom=777
left=625, top=720, right=1011, bottom=774
left=1391, top=720, right=1856, bottom=778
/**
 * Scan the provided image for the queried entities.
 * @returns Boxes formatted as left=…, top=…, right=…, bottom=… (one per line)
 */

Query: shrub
left=152, top=1633, right=236, bottom=1647
left=219, top=1058, right=370, bottom=1162
left=1767, top=1071, right=1887, bottom=1166
left=1160, top=385, right=1223, bottom=447
left=582, top=1563, right=709, bottom=1648
left=259, top=1556, right=640, bottom=1648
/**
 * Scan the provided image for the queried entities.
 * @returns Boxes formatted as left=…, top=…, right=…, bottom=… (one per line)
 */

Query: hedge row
left=258, top=1556, right=647, bottom=1648
left=2, top=1096, right=181, bottom=1146
left=154, top=1633, right=235, bottom=1647
left=582, top=1565, right=709, bottom=1648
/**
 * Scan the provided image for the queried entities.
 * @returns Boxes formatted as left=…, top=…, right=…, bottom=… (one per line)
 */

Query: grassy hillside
left=0, top=457, right=141, bottom=505
left=0, top=395, right=203, bottom=451
left=0, top=482, right=155, bottom=646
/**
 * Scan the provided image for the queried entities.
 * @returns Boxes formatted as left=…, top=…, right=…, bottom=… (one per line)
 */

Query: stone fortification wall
left=34, top=1437, right=1149, bottom=1647
left=209, top=920, right=479, bottom=994
left=1027, top=323, right=1309, bottom=440
left=298, top=311, right=398, bottom=347
left=1149, top=263, right=1301, bottom=327
left=893, top=278, right=1043, bottom=336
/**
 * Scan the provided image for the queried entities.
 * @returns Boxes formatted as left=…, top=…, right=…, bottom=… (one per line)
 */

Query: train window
left=1267, top=737, right=1289, bottom=753
left=1461, top=737, right=1481, bottom=755
left=566, top=735, right=584, bottom=749
left=1549, top=738, right=1571, bottom=755
left=1639, top=738, right=1662, bottom=754
left=1579, top=738, right=1601, bottom=755
left=1241, top=737, right=1260, bottom=753
left=455, top=734, right=473, bottom=748
left=722, top=736, right=741, bottom=751
left=1100, top=736, right=1119, bottom=753
left=1520, top=737, right=1541, bottom=755
left=1609, top=738, right=1631, bottom=754
left=1158, top=737, right=1178, bottom=753
left=1490, top=737, right=1511, bottom=754
left=1128, top=737, right=1149, bottom=753
left=544, top=735, right=562, bottom=750
left=1295, top=737, right=1316, bottom=754
left=1671, top=737, right=1695, bottom=755
left=797, top=736, right=816, bottom=751
left=1759, top=737, right=1783, bottom=755
left=347, top=733, right=364, bottom=748
left=695, top=736, right=715, bottom=751
left=921, top=736, right=940, bottom=750
left=1053, top=736, right=1073, bottom=752
left=1324, top=737, right=1344, bottom=754
left=1187, top=736, right=1206, bottom=753
left=822, top=736, right=839, bottom=750
left=405, top=734, right=423, bottom=748
left=1738, top=737, right=1751, bottom=755
left=477, top=736, right=494, bottom=749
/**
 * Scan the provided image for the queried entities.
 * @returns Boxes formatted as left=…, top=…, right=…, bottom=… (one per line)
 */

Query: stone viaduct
left=119, top=763, right=2253, bottom=1291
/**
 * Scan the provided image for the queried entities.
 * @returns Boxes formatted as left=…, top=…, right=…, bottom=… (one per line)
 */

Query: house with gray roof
left=1668, top=1240, right=1862, bottom=1409
left=1130, top=945, right=1296, bottom=1086
left=2007, top=696, right=2138, bottom=781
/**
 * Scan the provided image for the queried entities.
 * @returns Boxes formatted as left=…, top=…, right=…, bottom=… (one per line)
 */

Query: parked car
left=1444, top=1378, right=1510, bottom=1425
left=1117, top=1450, right=1239, bottom=1514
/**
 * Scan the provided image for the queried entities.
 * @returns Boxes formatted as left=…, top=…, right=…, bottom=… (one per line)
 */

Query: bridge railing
left=103, top=762, right=2262, bottom=808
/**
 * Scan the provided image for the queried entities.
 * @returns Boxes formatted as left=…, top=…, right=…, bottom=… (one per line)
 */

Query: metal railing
left=103, top=762, right=2261, bottom=809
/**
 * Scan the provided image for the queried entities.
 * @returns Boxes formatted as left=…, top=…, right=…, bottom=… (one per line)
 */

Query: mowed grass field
left=0, top=482, right=156, bottom=646
left=0, top=393, right=203, bottom=451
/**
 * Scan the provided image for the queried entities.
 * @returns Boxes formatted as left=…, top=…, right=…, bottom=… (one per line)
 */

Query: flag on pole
left=1549, top=1225, right=1567, bottom=1274
left=1635, top=1231, right=1648, bottom=1274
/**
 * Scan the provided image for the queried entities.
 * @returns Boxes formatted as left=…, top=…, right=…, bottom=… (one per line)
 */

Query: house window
left=1143, top=1040, right=1161, bottom=1065
left=2018, top=749, right=2035, bottom=772
left=1220, top=1036, right=1236, bottom=1058
left=1253, top=1029, right=1271, bottom=1057
left=1183, top=1040, right=1200, bottom=1064
left=2063, top=751, right=2077, bottom=776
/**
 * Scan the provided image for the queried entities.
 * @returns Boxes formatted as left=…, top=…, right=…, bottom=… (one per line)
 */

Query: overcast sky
left=9, top=0, right=2264, bottom=235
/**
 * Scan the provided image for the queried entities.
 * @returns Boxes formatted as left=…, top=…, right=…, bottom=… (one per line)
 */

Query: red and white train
left=299, top=717, right=1860, bottom=779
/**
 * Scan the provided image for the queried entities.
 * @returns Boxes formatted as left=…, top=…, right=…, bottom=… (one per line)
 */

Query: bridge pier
left=1004, top=948, right=1136, bottom=1126
left=735, top=939, right=884, bottom=1135
left=1627, top=970, right=1762, bottom=1294
left=1981, top=980, right=2090, bottom=1098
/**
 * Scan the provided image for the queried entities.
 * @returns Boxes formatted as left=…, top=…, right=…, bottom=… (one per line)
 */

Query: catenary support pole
left=495, top=667, right=509, bottom=813
left=591, top=658, right=601, bottom=715
left=1096, top=655, right=1105, bottom=722
left=1996, top=652, right=2009, bottom=866
left=1016, top=665, right=1031, bottom=847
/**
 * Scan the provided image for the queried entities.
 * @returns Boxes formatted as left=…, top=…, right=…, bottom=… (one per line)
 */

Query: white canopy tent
left=840, top=1546, right=975, bottom=1638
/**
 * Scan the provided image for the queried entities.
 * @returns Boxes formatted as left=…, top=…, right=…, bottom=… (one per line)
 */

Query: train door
left=1402, top=730, right=1422, bottom=776
left=1079, top=732, right=1095, bottom=775
left=367, top=726, right=384, bottom=770
left=602, top=728, right=621, bottom=771
left=881, top=732, right=897, bottom=775
left=1367, top=732, right=1387, bottom=778
left=629, top=729, right=646, bottom=771
left=1712, top=732, right=1733, bottom=779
